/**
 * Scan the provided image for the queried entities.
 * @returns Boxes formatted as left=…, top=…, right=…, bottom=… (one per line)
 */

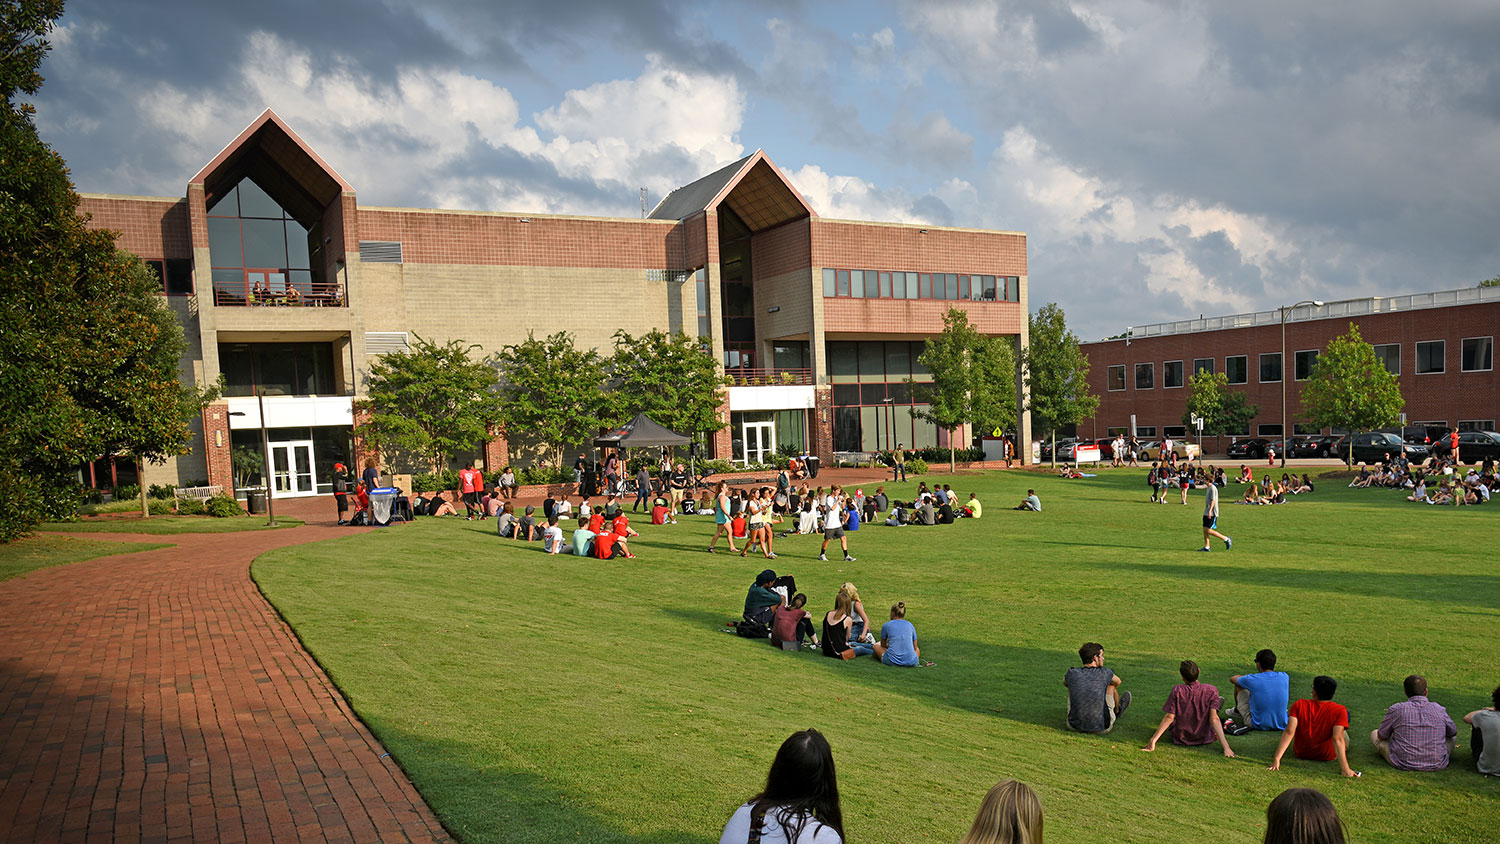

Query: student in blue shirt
left=844, top=500, right=860, bottom=531
left=873, top=601, right=920, bottom=667
left=1226, top=648, right=1291, bottom=735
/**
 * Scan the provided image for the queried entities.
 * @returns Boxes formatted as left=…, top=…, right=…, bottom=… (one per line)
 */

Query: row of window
left=1109, top=420, right=1498, bottom=439
left=821, top=268, right=1019, bottom=302
left=1107, top=338, right=1494, bottom=391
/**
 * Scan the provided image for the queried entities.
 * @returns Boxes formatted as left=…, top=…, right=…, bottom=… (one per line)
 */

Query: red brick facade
left=812, top=219, right=1027, bottom=276
left=201, top=402, right=233, bottom=492
left=77, top=197, right=193, bottom=259
left=1080, top=301, right=1500, bottom=440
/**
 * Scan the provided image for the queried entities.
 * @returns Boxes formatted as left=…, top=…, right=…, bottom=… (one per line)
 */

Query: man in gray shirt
left=1198, top=481, right=1232, bottom=551
left=1065, top=642, right=1130, bottom=733
left=1463, top=683, right=1500, bottom=776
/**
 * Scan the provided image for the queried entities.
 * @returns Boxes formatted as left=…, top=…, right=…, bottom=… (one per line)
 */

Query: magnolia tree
left=1299, top=324, right=1405, bottom=467
left=606, top=328, right=726, bottom=449
left=358, top=335, right=503, bottom=473
left=492, top=331, right=612, bottom=469
left=1182, top=370, right=1260, bottom=455
left=913, top=309, right=1016, bottom=472
left=1022, top=304, right=1099, bottom=465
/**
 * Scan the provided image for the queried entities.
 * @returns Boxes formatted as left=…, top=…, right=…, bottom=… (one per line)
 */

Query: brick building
left=79, top=110, right=1032, bottom=497
left=1078, top=288, right=1500, bottom=446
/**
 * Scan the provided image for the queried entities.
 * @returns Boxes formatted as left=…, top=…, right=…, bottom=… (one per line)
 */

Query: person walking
left=632, top=463, right=652, bottom=512
left=1198, top=477, right=1232, bottom=551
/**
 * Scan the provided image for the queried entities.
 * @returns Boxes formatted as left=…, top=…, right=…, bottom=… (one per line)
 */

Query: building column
left=201, top=401, right=234, bottom=493
left=483, top=427, right=509, bottom=473
left=713, top=392, right=733, bottom=461
left=810, top=386, right=834, bottom=461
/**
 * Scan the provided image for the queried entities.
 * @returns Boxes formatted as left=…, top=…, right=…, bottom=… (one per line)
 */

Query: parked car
left=1428, top=430, right=1500, bottom=463
left=1348, top=431, right=1428, bottom=465
left=1039, top=437, right=1080, bottom=461
left=1138, top=439, right=1201, bottom=461
left=1090, top=437, right=1119, bottom=459
left=1225, top=438, right=1274, bottom=460
left=1292, top=435, right=1345, bottom=459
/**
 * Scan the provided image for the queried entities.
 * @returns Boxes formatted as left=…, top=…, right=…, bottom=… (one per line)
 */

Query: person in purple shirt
left=1372, top=674, right=1457, bottom=771
left=1142, top=660, right=1234, bottom=757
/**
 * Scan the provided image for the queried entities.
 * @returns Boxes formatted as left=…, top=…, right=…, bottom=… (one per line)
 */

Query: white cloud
left=788, top=164, right=930, bottom=224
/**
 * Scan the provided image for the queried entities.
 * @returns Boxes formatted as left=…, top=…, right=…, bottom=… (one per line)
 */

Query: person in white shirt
left=554, top=496, right=573, bottom=520
left=817, top=486, right=855, bottom=562
left=719, top=729, right=844, bottom=844
left=541, top=517, right=564, bottom=554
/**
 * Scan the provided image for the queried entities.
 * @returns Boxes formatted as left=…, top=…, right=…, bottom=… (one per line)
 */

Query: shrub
left=697, top=459, right=734, bottom=475
left=113, top=484, right=141, bottom=502
left=148, top=498, right=174, bottom=515
left=411, top=469, right=461, bottom=493
left=517, top=465, right=572, bottom=486
left=906, top=458, right=929, bottom=475
left=81, top=488, right=104, bottom=505
left=204, top=494, right=244, bottom=518
left=176, top=497, right=207, bottom=515
left=148, top=483, right=177, bottom=500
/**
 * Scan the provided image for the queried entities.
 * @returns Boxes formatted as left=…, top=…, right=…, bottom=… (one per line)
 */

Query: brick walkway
left=0, top=501, right=451, bottom=843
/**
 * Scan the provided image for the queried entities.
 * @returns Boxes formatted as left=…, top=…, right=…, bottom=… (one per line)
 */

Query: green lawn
left=1, top=534, right=168, bottom=581
left=37, top=516, right=303, bottom=534
left=252, top=469, right=1500, bottom=844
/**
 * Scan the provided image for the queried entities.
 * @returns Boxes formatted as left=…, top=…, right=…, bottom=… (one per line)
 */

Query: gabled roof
left=648, top=150, right=817, bottom=231
left=190, top=110, right=352, bottom=221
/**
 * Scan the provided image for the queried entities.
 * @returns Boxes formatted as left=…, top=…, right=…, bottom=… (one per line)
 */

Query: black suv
left=1428, top=430, right=1500, bottom=463
left=1293, top=435, right=1345, bottom=459
left=1348, top=431, right=1428, bottom=465
left=1226, top=438, right=1274, bottom=459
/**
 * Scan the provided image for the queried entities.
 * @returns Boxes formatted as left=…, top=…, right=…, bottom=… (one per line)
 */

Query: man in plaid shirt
left=1371, top=675, right=1457, bottom=771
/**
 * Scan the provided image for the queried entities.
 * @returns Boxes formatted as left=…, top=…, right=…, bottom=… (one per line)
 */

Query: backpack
left=1147, top=468, right=1158, bottom=487
left=736, top=619, right=771, bottom=639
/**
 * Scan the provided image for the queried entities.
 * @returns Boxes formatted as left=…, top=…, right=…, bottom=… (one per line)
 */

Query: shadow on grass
left=371, top=725, right=718, bottom=844
left=1108, top=561, right=1500, bottom=611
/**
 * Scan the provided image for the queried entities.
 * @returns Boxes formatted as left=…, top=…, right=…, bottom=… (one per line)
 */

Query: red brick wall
left=357, top=208, right=683, bottom=269
left=201, top=403, right=233, bottom=492
left=1080, top=303, right=1500, bottom=438
left=812, top=220, right=1027, bottom=276
left=684, top=213, right=709, bottom=270
left=751, top=218, right=811, bottom=279
left=823, top=298, right=1023, bottom=335
left=78, top=196, right=192, bottom=258
left=811, top=386, right=834, bottom=461
left=483, top=428, right=509, bottom=473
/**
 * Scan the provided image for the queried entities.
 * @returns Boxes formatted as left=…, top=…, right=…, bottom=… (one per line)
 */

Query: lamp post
left=1280, top=299, right=1324, bottom=468
left=228, top=390, right=277, bottom=527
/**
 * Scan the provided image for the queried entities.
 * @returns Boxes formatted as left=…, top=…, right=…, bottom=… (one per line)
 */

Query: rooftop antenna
left=640, top=188, right=647, bottom=218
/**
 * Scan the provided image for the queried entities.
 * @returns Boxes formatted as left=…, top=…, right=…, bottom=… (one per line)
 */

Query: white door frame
left=269, top=439, right=317, bottom=497
left=741, top=420, right=776, bottom=466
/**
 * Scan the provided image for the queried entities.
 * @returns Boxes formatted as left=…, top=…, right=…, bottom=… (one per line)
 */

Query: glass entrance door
left=742, top=421, right=776, bottom=466
left=269, top=440, right=316, bottom=496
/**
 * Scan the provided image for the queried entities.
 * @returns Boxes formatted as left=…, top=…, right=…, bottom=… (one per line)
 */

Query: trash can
left=246, top=491, right=266, bottom=514
left=805, top=455, right=820, bottom=479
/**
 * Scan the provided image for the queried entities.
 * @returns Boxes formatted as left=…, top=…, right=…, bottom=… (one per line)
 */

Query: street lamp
left=1280, top=299, right=1324, bottom=468
left=228, top=389, right=277, bottom=526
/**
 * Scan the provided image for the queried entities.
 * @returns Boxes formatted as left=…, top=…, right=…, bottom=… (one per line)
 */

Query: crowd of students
left=720, top=728, right=1362, bottom=843
left=1346, top=454, right=1497, bottom=506
left=736, top=572, right=926, bottom=668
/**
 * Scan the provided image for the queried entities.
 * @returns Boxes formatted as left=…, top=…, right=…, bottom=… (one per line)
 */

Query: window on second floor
left=1416, top=341, right=1445, bottom=374
left=1107, top=365, right=1126, bottom=391
left=1462, top=337, right=1493, bottom=372
left=1226, top=355, right=1248, bottom=384
left=1164, top=360, right=1184, bottom=388
left=1259, top=352, right=1282, bottom=383
left=1294, top=349, right=1319, bottom=381
left=1135, top=362, right=1155, bottom=390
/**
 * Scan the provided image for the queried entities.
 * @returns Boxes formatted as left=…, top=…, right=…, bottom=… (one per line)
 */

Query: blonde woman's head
left=959, top=780, right=1043, bottom=844
left=890, top=601, right=906, bottom=619
left=839, top=582, right=860, bottom=604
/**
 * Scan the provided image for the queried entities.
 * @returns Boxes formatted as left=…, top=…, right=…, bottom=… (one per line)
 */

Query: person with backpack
left=741, top=569, right=786, bottom=637
left=1148, top=462, right=1164, bottom=503
left=718, top=729, right=844, bottom=844
left=332, top=462, right=351, bottom=525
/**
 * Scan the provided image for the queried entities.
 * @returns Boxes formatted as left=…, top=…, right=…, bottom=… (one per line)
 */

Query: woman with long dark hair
left=1263, top=788, right=1346, bottom=844
left=719, top=729, right=844, bottom=843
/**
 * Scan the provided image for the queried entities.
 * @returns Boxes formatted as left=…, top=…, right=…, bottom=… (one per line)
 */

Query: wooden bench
left=833, top=451, right=879, bottom=467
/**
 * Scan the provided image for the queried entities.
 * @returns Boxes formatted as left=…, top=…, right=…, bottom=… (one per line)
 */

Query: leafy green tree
left=1300, top=324, right=1405, bottom=467
left=1181, top=370, right=1260, bottom=454
left=605, top=328, right=726, bottom=444
left=1478, top=276, right=1500, bottom=288
left=1, top=1, right=213, bottom=540
left=492, top=331, right=612, bottom=468
left=1021, top=303, right=1099, bottom=464
left=912, top=309, right=1016, bottom=472
left=358, top=334, right=503, bottom=473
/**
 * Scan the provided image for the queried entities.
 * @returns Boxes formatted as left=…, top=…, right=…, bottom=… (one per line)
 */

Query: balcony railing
left=213, top=277, right=346, bottom=308
left=727, top=367, right=813, bottom=386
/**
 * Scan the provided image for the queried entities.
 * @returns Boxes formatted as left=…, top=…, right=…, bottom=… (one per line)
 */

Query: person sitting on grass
left=1065, top=642, right=1129, bottom=733
left=744, top=569, right=787, bottom=630
left=554, top=495, right=573, bottom=520
left=937, top=496, right=957, bottom=523
left=795, top=498, right=819, bottom=535
left=427, top=493, right=456, bottom=517
left=1372, top=674, right=1456, bottom=771
left=569, top=516, right=594, bottom=556
left=844, top=498, right=861, bottom=531
left=541, top=516, right=565, bottom=555
left=913, top=495, right=938, bottom=525
left=591, top=525, right=634, bottom=559
left=1013, top=489, right=1042, bottom=511
left=1262, top=788, right=1347, bottom=844
left=1269, top=675, right=1358, bottom=777
left=957, top=779, right=1043, bottom=844
left=873, top=487, right=889, bottom=513
left=1237, top=464, right=1254, bottom=483
left=838, top=582, right=875, bottom=644
left=514, top=505, right=538, bottom=541
left=962, top=492, right=983, bottom=519
left=1226, top=649, right=1290, bottom=736
left=718, top=728, right=844, bottom=844
left=873, top=601, right=920, bottom=667
left=1142, top=660, right=1234, bottom=757
left=772, top=593, right=820, bottom=651
left=494, top=502, right=516, bottom=537
left=821, top=589, right=874, bottom=660
left=611, top=512, right=639, bottom=539
left=1463, top=683, right=1500, bottom=776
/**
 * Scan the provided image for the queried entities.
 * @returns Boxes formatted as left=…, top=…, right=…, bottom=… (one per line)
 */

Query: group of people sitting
left=882, top=482, right=995, bottom=525
left=1235, top=470, right=1315, bottom=505
left=1064, top=645, right=1500, bottom=779
left=1348, top=456, right=1496, bottom=505
left=721, top=728, right=1360, bottom=844
left=738, top=571, right=922, bottom=667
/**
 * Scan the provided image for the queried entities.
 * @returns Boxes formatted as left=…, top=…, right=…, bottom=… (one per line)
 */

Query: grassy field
left=1, top=534, right=168, bottom=582
left=37, top=516, right=303, bottom=534
left=252, top=468, right=1500, bottom=844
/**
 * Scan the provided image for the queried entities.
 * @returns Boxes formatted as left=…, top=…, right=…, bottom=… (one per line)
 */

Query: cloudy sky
left=33, top=0, right=1500, bottom=339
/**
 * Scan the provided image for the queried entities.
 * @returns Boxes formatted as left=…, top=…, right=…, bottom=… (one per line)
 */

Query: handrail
left=726, top=367, right=813, bottom=386
left=212, top=275, right=346, bottom=308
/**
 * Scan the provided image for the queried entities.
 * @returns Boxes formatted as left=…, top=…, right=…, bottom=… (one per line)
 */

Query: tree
left=492, top=331, right=612, bottom=468
left=605, top=328, right=726, bottom=446
left=1, top=1, right=213, bottom=540
left=1299, top=323, right=1405, bottom=467
left=1479, top=276, right=1500, bottom=288
left=912, top=309, right=1016, bottom=472
left=357, top=334, right=502, bottom=473
left=1181, top=370, right=1260, bottom=454
left=1021, top=303, right=1099, bottom=464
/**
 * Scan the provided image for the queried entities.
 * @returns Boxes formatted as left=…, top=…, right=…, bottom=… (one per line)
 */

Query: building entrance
left=269, top=440, right=317, bottom=496
left=741, top=421, right=776, bottom=467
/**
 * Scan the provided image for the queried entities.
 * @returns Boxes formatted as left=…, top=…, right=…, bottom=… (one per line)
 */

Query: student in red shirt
left=458, top=463, right=483, bottom=520
left=611, top=513, right=639, bottom=538
left=592, top=529, right=634, bottom=559
left=1269, top=675, right=1358, bottom=777
left=588, top=510, right=606, bottom=534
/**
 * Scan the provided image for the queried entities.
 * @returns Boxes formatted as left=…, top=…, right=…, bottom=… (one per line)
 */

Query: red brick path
left=0, top=501, right=451, bottom=843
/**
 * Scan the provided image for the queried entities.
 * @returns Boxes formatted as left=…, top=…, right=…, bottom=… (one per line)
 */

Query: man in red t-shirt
left=592, top=530, right=634, bottom=559
left=588, top=511, right=606, bottom=534
left=611, top=514, right=639, bottom=538
left=1269, top=675, right=1358, bottom=777
left=458, top=463, right=483, bottom=520
left=1142, top=660, right=1235, bottom=757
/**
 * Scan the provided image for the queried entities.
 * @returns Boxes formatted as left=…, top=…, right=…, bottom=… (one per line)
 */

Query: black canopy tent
left=588, top=413, right=693, bottom=497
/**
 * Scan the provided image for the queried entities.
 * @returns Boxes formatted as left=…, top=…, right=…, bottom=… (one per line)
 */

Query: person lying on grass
left=1142, top=660, right=1234, bottom=757
left=1268, top=675, right=1358, bottom=777
left=873, top=601, right=919, bottom=667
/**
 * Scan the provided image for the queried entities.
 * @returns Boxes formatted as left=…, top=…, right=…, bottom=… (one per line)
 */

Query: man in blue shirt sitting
left=1225, top=648, right=1290, bottom=736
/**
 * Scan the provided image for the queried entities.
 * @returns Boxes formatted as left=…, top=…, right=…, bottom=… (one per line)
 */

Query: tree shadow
left=1108, top=561, right=1500, bottom=611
